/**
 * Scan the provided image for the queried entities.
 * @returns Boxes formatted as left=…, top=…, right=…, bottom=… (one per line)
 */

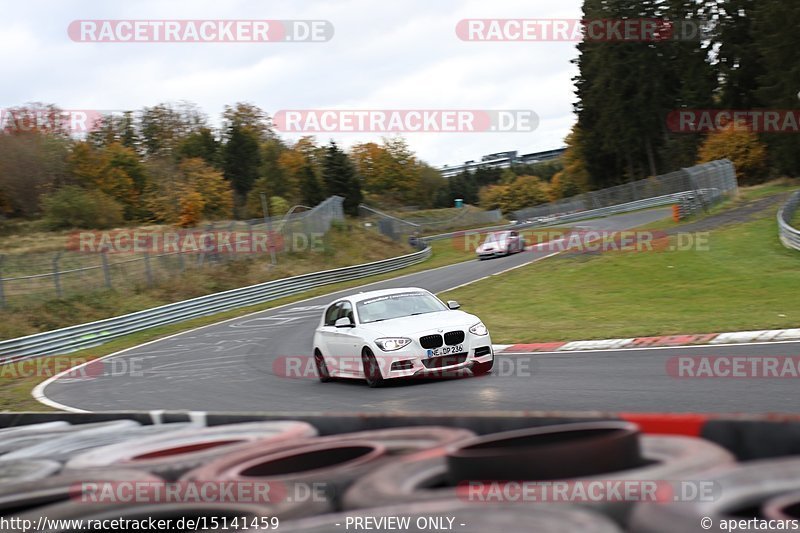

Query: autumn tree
left=145, top=158, right=232, bottom=225
left=549, top=126, right=590, bottom=200
left=697, top=122, right=768, bottom=185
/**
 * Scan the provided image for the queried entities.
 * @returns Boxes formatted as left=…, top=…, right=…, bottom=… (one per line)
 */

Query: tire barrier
left=0, top=468, right=163, bottom=516
left=65, top=421, right=318, bottom=480
left=0, top=459, right=61, bottom=484
left=279, top=500, right=623, bottom=533
left=763, top=491, right=800, bottom=521
left=0, top=420, right=142, bottom=456
left=445, top=422, right=643, bottom=483
left=1, top=416, right=797, bottom=532
left=182, top=427, right=475, bottom=518
left=343, top=423, right=734, bottom=525
left=0, top=422, right=195, bottom=463
left=630, top=458, right=800, bottom=532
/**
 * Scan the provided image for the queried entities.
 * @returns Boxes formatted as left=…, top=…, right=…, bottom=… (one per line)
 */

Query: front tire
left=362, top=348, right=385, bottom=388
left=314, top=349, right=332, bottom=383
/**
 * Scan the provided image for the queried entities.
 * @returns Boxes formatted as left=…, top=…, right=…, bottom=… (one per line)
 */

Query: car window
left=324, top=303, right=342, bottom=326
left=338, top=302, right=355, bottom=324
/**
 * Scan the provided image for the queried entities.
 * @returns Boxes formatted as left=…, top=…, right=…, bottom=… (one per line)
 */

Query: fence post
left=0, top=255, right=5, bottom=308
left=52, top=252, right=63, bottom=299
left=143, top=252, right=153, bottom=287
left=101, top=251, right=112, bottom=289
left=260, top=192, right=278, bottom=265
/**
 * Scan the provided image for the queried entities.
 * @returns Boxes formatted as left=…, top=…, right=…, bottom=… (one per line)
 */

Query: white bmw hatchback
left=312, top=287, right=494, bottom=387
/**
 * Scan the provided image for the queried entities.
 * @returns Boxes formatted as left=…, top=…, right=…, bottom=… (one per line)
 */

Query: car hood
left=359, top=310, right=480, bottom=336
left=477, top=242, right=505, bottom=252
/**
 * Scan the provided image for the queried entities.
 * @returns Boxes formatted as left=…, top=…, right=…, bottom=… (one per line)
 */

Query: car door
left=507, top=231, right=519, bottom=252
left=328, top=301, right=363, bottom=376
left=317, top=302, right=341, bottom=366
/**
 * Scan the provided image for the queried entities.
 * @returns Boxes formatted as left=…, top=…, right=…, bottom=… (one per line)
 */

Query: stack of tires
left=0, top=417, right=797, bottom=532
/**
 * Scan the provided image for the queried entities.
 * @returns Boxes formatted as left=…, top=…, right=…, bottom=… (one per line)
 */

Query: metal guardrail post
left=0, top=255, right=5, bottom=309
left=143, top=252, right=153, bottom=287
left=101, top=251, right=112, bottom=289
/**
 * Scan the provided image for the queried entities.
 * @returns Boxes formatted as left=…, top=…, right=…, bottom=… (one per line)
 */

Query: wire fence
left=360, top=160, right=737, bottom=244
left=512, top=159, right=737, bottom=221
left=0, top=196, right=344, bottom=307
left=358, top=204, right=503, bottom=242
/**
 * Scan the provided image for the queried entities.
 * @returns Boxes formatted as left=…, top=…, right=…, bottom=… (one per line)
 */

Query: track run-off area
left=38, top=207, right=799, bottom=414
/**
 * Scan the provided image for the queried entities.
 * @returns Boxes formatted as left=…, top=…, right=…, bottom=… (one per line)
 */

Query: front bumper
left=476, top=248, right=507, bottom=259
left=372, top=334, right=493, bottom=379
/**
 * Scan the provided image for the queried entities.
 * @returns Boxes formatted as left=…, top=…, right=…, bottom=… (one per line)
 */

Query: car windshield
left=357, top=292, right=448, bottom=323
left=483, top=233, right=508, bottom=245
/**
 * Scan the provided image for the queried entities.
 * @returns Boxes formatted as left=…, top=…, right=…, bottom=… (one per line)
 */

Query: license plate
left=426, top=344, right=464, bottom=358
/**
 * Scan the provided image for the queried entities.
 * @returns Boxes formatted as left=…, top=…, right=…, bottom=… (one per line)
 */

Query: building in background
left=439, top=148, right=565, bottom=178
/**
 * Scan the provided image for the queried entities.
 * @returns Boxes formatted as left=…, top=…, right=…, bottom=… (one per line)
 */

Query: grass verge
left=441, top=200, right=800, bottom=343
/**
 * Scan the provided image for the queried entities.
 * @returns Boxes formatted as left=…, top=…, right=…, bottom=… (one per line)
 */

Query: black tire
left=314, top=350, right=332, bottom=383
left=183, top=440, right=388, bottom=517
left=1, top=422, right=194, bottom=462
left=0, top=468, right=163, bottom=517
left=0, top=460, right=61, bottom=484
left=471, top=356, right=494, bottom=376
left=65, top=421, right=318, bottom=481
left=362, top=348, right=385, bottom=388
left=344, top=432, right=733, bottom=526
left=630, top=457, right=800, bottom=532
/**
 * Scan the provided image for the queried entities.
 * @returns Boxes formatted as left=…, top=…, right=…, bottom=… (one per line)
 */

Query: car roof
left=342, top=287, right=431, bottom=304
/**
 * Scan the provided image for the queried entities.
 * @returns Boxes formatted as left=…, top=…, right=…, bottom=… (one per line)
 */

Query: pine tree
left=753, top=0, right=800, bottom=176
left=321, top=141, right=362, bottom=215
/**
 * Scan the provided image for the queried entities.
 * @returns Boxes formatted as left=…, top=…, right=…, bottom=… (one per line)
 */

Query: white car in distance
left=312, top=288, right=494, bottom=387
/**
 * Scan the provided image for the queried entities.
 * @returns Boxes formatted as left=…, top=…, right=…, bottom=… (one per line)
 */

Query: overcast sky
left=2, top=0, right=583, bottom=166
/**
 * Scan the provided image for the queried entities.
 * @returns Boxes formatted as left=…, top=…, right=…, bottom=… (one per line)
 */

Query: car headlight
left=469, top=322, right=489, bottom=336
left=374, top=337, right=412, bottom=351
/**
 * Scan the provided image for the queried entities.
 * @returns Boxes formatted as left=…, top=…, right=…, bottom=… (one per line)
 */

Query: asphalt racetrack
left=41, top=208, right=798, bottom=414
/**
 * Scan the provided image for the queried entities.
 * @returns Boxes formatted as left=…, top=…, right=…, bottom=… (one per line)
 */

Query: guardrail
left=778, top=191, right=800, bottom=251
left=0, top=246, right=433, bottom=363
left=423, top=189, right=720, bottom=242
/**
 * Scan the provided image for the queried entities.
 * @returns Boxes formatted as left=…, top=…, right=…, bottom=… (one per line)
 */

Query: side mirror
left=334, top=317, right=354, bottom=328
left=447, top=300, right=460, bottom=310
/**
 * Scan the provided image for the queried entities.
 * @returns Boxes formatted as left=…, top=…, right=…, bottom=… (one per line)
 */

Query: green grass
left=442, top=206, right=800, bottom=343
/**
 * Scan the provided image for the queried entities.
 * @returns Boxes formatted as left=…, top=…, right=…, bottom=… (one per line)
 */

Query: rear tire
left=362, top=348, right=385, bottom=388
left=314, top=350, right=332, bottom=383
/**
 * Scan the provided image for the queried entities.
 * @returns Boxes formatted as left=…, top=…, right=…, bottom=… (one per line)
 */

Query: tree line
left=0, top=102, right=454, bottom=228
left=568, top=0, right=799, bottom=190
